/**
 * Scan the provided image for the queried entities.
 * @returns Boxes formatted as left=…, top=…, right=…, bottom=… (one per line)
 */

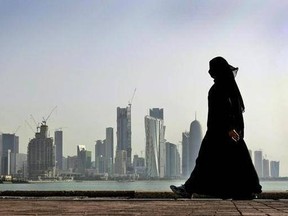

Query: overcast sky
left=1, top=0, right=288, bottom=175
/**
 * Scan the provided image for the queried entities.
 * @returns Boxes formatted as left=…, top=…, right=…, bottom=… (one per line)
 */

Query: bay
left=0, top=180, right=287, bottom=192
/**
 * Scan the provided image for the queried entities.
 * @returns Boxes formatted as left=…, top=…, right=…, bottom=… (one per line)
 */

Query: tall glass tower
left=54, top=130, right=63, bottom=171
left=145, top=109, right=166, bottom=178
left=105, top=127, right=114, bottom=175
left=254, top=150, right=263, bottom=178
left=116, top=106, right=132, bottom=171
left=181, top=131, right=190, bottom=177
left=270, top=161, right=280, bottom=178
left=0, top=133, right=19, bottom=175
left=189, top=119, right=203, bottom=172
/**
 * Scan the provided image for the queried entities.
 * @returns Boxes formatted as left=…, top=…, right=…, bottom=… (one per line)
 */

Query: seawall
left=0, top=191, right=287, bottom=200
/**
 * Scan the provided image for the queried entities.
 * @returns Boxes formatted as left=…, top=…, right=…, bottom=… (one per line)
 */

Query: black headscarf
left=208, top=56, right=245, bottom=113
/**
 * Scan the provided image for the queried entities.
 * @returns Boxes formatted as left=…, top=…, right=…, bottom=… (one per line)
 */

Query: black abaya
left=184, top=82, right=262, bottom=199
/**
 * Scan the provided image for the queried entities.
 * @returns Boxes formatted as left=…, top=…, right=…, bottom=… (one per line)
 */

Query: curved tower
left=189, top=119, right=203, bottom=172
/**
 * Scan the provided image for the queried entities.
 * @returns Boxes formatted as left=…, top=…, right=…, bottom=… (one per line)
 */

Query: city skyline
left=1, top=118, right=280, bottom=179
left=1, top=1, right=288, bottom=176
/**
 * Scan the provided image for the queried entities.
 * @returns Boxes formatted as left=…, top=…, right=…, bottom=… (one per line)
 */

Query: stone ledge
left=0, top=191, right=287, bottom=200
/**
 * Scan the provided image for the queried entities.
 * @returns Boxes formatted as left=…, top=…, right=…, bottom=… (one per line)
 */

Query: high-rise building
left=94, top=128, right=114, bottom=175
left=62, top=156, right=67, bottom=171
left=263, top=158, right=270, bottom=178
left=105, top=127, right=114, bottom=175
left=77, top=145, right=91, bottom=175
left=254, top=150, right=263, bottom=178
left=189, top=119, right=203, bottom=172
left=165, top=142, right=180, bottom=178
left=0, top=133, right=19, bottom=175
left=270, top=161, right=280, bottom=178
left=54, top=130, right=63, bottom=171
left=115, top=150, right=127, bottom=175
left=133, top=154, right=145, bottom=177
left=145, top=111, right=166, bottom=178
left=117, top=106, right=132, bottom=171
left=181, top=132, right=190, bottom=177
left=27, top=124, right=55, bottom=180
left=11, top=153, right=27, bottom=178
left=95, top=140, right=105, bottom=173
left=67, top=156, right=78, bottom=172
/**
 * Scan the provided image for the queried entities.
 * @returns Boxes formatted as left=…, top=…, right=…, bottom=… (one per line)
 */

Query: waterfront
left=0, top=180, right=287, bottom=192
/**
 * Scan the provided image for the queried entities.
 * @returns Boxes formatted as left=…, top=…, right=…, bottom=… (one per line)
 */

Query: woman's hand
left=228, top=129, right=240, bottom=142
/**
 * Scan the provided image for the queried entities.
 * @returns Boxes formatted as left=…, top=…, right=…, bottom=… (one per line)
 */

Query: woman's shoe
left=170, top=185, right=192, bottom=198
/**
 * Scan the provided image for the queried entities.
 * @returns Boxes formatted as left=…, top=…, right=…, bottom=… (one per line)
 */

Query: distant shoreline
left=260, top=177, right=288, bottom=181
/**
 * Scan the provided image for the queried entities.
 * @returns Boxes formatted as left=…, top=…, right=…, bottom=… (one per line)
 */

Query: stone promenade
left=1, top=191, right=288, bottom=215
left=1, top=198, right=288, bottom=215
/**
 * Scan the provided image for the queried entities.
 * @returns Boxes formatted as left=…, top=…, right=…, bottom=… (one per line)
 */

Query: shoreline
left=0, top=190, right=287, bottom=200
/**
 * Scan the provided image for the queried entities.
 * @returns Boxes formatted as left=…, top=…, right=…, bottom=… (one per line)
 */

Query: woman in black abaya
left=171, top=56, right=262, bottom=199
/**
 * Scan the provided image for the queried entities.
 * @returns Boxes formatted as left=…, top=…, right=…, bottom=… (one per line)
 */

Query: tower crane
left=13, top=125, right=21, bottom=135
left=42, top=106, right=57, bottom=125
left=128, top=88, right=136, bottom=107
left=30, top=114, right=40, bottom=132
left=25, top=120, right=35, bottom=134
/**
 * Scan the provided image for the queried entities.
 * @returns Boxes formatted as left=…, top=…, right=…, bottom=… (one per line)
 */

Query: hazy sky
left=1, top=1, right=288, bottom=175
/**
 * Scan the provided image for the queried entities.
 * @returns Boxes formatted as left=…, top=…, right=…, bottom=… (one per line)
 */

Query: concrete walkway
left=1, top=198, right=288, bottom=215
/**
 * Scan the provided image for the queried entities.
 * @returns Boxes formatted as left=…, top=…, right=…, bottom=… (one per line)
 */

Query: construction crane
left=13, top=125, right=21, bottom=135
left=30, top=114, right=40, bottom=132
left=25, top=120, right=35, bottom=134
left=42, top=106, right=57, bottom=125
left=128, top=88, right=136, bottom=107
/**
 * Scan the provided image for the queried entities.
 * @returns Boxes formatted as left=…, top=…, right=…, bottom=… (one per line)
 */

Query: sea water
left=0, top=180, right=287, bottom=192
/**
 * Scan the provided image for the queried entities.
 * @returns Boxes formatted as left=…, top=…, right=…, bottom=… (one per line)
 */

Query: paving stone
left=1, top=199, right=288, bottom=215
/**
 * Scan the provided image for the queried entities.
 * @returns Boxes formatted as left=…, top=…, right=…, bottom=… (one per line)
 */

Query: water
left=0, top=180, right=287, bottom=192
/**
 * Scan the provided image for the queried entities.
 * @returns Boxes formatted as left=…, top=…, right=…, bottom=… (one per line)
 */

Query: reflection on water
left=0, top=180, right=286, bottom=191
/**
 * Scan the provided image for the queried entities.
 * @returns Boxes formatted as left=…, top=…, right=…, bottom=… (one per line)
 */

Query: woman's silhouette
left=171, top=56, right=262, bottom=199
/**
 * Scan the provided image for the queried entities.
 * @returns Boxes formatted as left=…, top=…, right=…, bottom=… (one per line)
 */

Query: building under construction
left=27, top=123, right=55, bottom=180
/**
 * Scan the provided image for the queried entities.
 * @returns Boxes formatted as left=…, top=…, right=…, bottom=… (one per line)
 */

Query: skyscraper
left=165, top=142, right=180, bottom=178
left=0, top=133, right=19, bottom=175
left=13, top=153, right=27, bottom=178
left=189, top=119, right=203, bottom=172
left=117, top=106, right=132, bottom=171
left=263, top=158, right=270, bottom=178
left=181, top=132, right=190, bottom=177
left=115, top=150, right=127, bottom=175
left=54, top=130, right=63, bottom=171
left=95, top=140, right=105, bottom=173
left=270, top=161, right=280, bottom=178
left=145, top=109, right=166, bottom=178
left=27, top=124, right=55, bottom=180
left=133, top=154, right=145, bottom=177
left=77, top=145, right=91, bottom=175
left=105, top=127, right=114, bottom=175
left=254, top=150, right=263, bottom=178
left=95, top=128, right=114, bottom=175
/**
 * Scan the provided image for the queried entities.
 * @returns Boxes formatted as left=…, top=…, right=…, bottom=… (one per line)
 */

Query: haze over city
left=0, top=1, right=288, bottom=175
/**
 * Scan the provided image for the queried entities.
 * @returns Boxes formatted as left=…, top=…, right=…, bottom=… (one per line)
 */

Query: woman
left=171, top=56, right=262, bottom=199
